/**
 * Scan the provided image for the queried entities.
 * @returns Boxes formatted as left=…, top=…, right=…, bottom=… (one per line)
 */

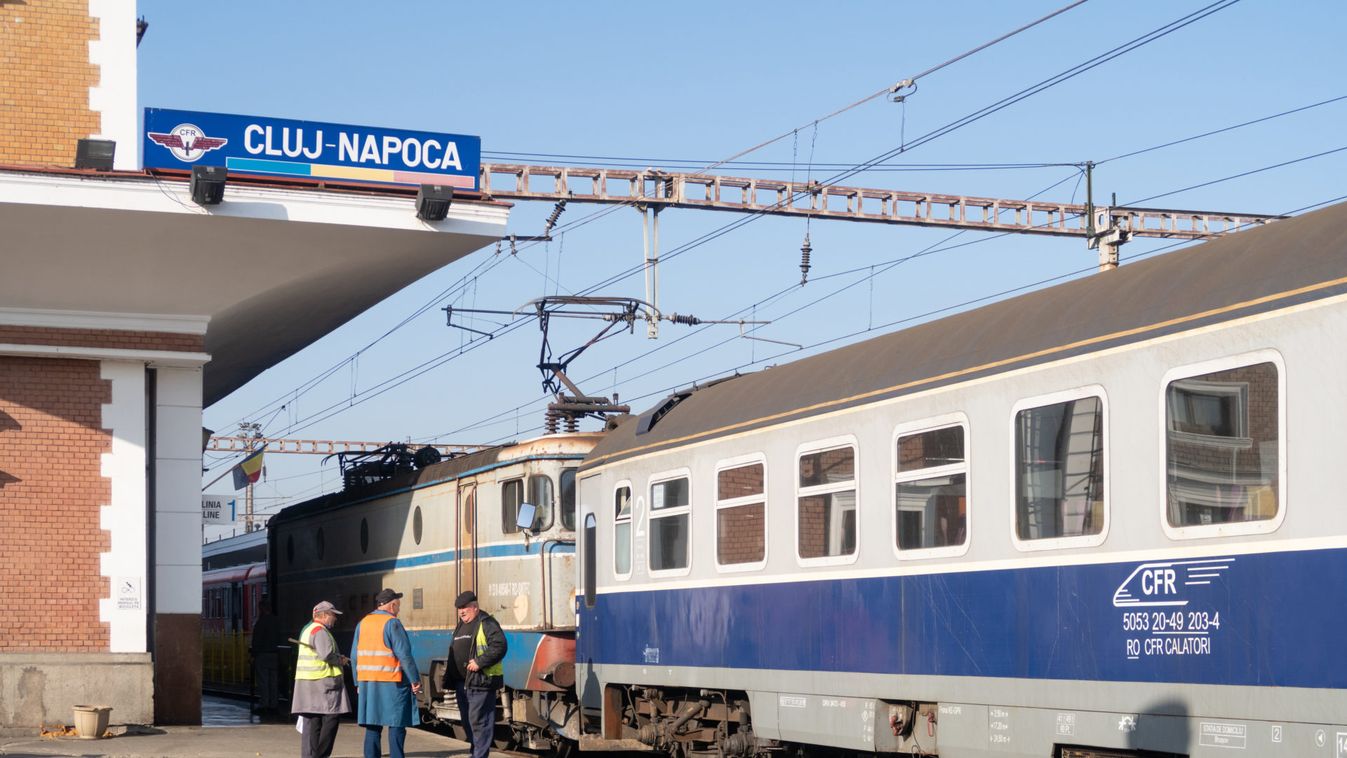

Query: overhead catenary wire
left=477, top=92, right=1347, bottom=173
left=421, top=4, right=1284, bottom=441
left=577, top=190, right=1347, bottom=429
left=432, top=135, right=1346, bottom=442
left=266, top=187, right=1347, bottom=511
left=548, top=0, right=1248, bottom=304
left=220, top=3, right=1098, bottom=445
left=223, top=1, right=1263, bottom=446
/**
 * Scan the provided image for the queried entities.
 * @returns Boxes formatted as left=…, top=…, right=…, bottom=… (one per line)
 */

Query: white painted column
left=88, top=0, right=140, bottom=171
left=153, top=366, right=204, bottom=614
left=99, top=360, right=147, bottom=653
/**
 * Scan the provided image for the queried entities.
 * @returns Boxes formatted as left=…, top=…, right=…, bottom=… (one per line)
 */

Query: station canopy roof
left=0, top=167, right=509, bottom=405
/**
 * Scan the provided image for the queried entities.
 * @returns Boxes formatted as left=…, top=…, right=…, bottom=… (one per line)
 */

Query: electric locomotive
left=573, top=203, right=1347, bottom=757
left=268, top=433, right=599, bottom=750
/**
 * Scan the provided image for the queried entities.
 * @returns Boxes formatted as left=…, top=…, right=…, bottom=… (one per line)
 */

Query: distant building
left=0, top=2, right=506, bottom=726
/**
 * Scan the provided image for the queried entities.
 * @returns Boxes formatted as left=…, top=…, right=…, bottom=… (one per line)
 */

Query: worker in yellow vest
left=443, top=590, right=507, bottom=758
left=353, top=588, right=421, bottom=758
left=291, top=600, right=350, bottom=758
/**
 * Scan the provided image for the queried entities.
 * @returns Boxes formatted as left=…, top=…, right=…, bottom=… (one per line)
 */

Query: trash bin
left=72, top=705, right=112, bottom=739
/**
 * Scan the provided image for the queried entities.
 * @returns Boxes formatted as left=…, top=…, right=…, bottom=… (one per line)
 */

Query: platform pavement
left=0, top=721, right=474, bottom=757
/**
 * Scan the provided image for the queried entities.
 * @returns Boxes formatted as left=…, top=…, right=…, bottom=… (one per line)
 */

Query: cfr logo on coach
left=1112, top=558, right=1233, bottom=608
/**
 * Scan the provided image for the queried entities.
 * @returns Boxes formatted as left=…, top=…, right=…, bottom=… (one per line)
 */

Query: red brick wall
left=0, top=0, right=100, bottom=167
left=0, top=326, right=204, bottom=354
left=0, top=356, right=111, bottom=651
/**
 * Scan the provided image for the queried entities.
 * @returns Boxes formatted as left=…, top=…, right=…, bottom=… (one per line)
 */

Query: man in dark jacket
left=443, top=591, right=507, bottom=758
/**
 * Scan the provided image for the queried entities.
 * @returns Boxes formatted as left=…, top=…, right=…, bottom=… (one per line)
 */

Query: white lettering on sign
left=1199, top=722, right=1247, bottom=749
left=331, top=132, right=462, bottom=170
left=779, top=695, right=807, bottom=709
left=1055, top=713, right=1077, bottom=737
left=1337, top=731, right=1347, bottom=758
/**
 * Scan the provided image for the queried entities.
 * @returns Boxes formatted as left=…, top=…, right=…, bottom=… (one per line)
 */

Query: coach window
left=1013, top=386, right=1108, bottom=550
left=797, top=438, right=859, bottom=564
left=613, top=483, right=632, bottom=578
left=1163, top=354, right=1283, bottom=538
left=560, top=469, right=577, bottom=531
left=529, top=474, right=555, bottom=530
left=412, top=506, right=423, bottom=545
left=715, top=457, right=767, bottom=570
left=895, top=418, right=969, bottom=558
left=501, top=479, right=524, bottom=534
left=649, top=472, right=692, bottom=574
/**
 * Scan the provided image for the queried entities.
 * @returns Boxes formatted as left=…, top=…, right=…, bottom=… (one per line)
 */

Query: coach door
left=456, top=481, right=478, bottom=596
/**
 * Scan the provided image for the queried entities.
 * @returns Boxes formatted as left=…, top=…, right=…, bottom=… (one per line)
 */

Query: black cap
left=454, top=591, right=478, bottom=609
left=374, top=588, right=403, bottom=607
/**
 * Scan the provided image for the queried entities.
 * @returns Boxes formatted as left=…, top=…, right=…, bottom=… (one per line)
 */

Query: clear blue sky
left=136, top=1, right=1346, bottom=534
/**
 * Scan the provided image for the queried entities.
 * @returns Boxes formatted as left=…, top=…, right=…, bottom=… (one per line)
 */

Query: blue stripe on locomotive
left=288, top=542, right=574, bottom=583
left=406, top=628, right=548, bottom=690
left=577, top=547, right=1346, bottom=689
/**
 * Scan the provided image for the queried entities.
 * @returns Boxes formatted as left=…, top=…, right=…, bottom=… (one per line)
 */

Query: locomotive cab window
left=559, top=468, right=577, bottom=531
left=614, top=483, right=632, bottom=578
left=715, top=457, right=767, bottom=570
left=1013, top=387, right=1108, bottom=550
left=529, top=474, right=555, bottom=530
left=501, top=478, right=524, bottom=534
left=894, top=418, right=969, bottom=558
left=649, top=472, right=691, bottom=574
left=796, top=438, right=859, bottom=564
left=1163, top=354, right=1283, bottom=538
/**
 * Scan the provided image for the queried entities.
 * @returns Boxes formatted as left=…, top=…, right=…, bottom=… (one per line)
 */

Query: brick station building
left=0, top=2, right=507, bottom=727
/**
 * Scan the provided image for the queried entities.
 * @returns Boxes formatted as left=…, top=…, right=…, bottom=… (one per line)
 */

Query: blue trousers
left=454, top=684, right=496, bottom=758
left=362, top=724, right=406, bottom=758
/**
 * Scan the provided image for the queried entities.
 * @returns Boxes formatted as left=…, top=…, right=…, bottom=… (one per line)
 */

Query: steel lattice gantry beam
left=479, top=162, right=1282, bottom=242
left=206, top=436, right=488, bottom=456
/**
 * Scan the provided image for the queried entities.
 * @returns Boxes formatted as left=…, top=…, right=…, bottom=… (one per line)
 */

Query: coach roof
left=584, top=201, right=1347, bottom=470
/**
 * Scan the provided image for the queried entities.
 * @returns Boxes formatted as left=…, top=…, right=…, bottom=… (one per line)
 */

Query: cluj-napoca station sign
left=143, top=107, right=481, bottom=190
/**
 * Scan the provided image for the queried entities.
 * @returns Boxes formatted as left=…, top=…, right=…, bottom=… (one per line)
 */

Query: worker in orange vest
left=352, top=589, right=421, bottom=758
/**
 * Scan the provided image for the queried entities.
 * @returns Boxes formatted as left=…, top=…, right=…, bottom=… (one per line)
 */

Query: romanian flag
left=231, top=449, right=265, bottom=490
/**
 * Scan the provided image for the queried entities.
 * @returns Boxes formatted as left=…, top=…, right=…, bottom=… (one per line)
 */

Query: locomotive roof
left=584, top=201, right=1347, bottom=470
left=269, top=433, right=601, bottom=526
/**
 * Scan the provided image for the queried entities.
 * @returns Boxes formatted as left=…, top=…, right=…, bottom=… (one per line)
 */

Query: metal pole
left=1084, top=161, right=1095, bottom=239
left=639, top=207, right=659, bottom=339
left=650, top=208, right=661, bottom=339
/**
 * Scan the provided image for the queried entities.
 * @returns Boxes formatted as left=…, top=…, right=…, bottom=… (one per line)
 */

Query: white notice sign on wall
left=202, top=494, right=235, bottom=522
left=117, top=577, right=142, bottom=610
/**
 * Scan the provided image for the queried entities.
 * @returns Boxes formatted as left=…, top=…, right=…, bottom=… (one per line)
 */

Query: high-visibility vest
left=474, top=620, right=504, bottom=677
left=294, top=621, right=343, bottom=681
left=356, top=613, right=402, bottom=682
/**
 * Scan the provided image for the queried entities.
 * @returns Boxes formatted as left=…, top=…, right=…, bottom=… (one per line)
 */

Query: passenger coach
left=574, top=203, right=1347, bottom=757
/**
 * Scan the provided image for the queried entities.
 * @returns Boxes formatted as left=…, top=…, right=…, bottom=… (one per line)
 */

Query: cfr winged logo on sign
left=147, top=123, right=228, bottom=163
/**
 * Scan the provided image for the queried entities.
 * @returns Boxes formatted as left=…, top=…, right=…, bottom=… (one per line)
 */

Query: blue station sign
left=143, top=108, right=480, bottom=190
